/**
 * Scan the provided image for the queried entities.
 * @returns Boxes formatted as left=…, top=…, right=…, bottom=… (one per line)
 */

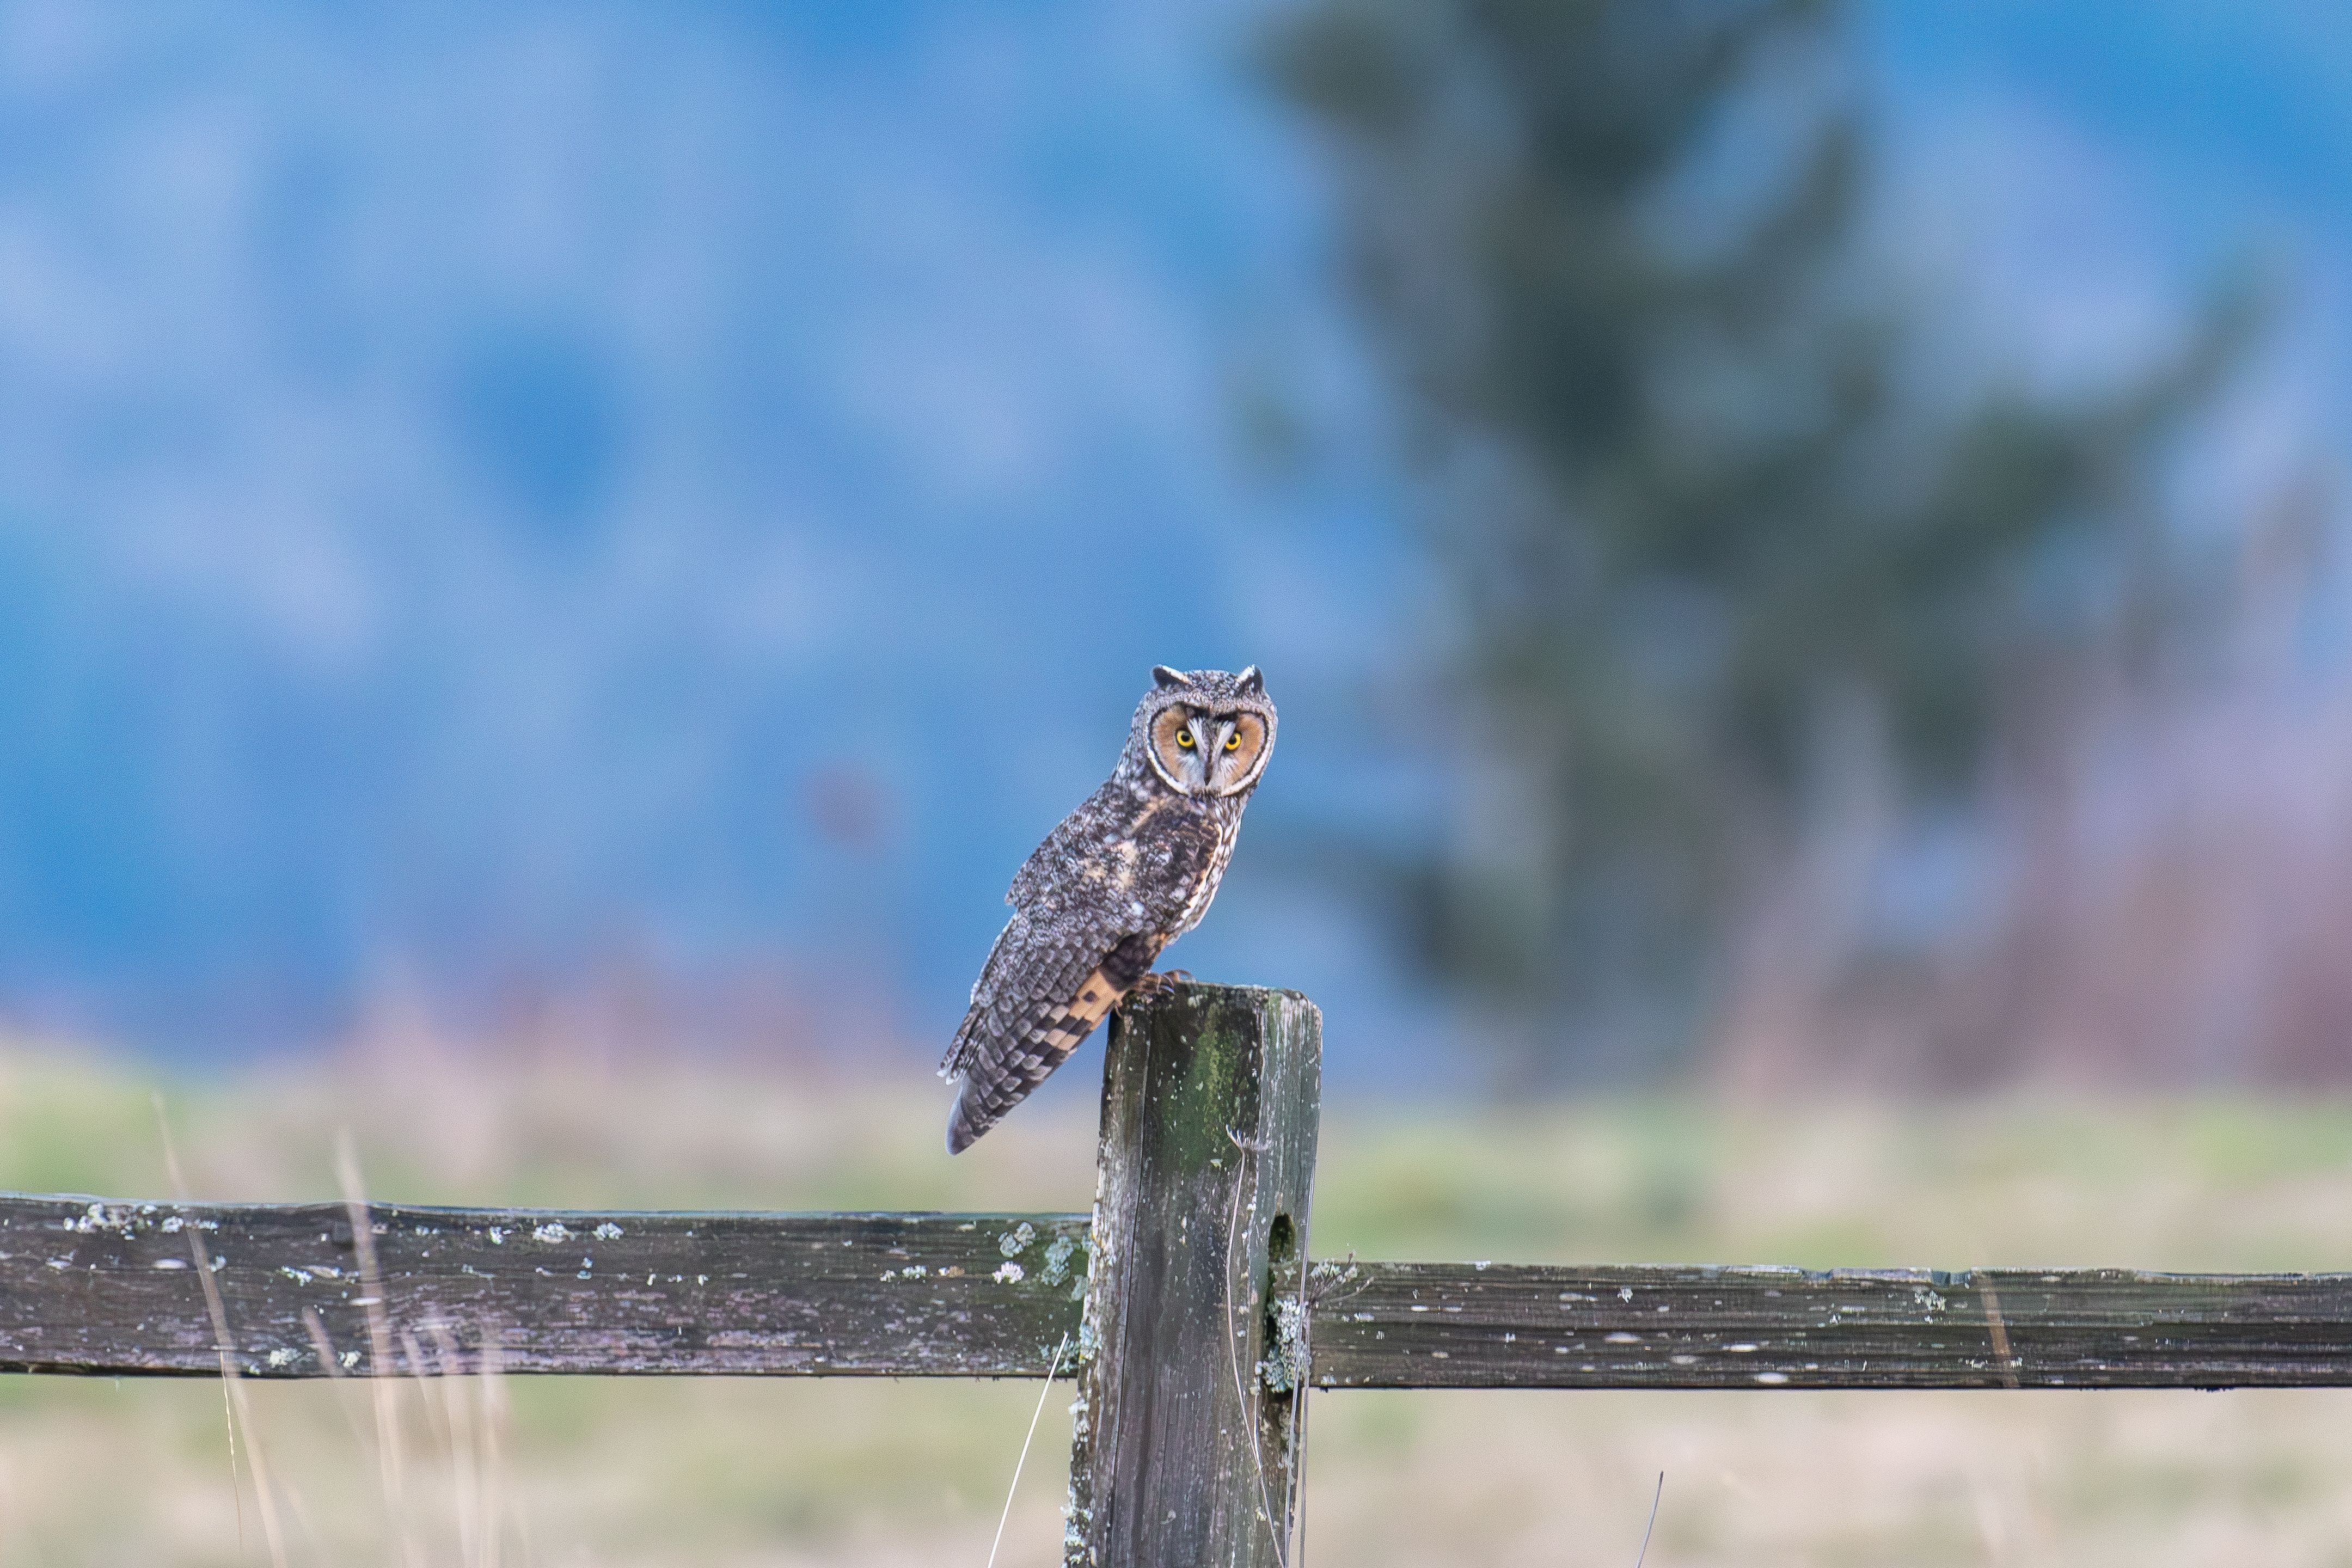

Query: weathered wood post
left=1064, top=981, right=1321, bottom=1567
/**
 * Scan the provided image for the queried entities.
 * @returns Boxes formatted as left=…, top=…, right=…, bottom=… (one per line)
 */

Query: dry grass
left=5, top=1040, right=2352, bottom=1565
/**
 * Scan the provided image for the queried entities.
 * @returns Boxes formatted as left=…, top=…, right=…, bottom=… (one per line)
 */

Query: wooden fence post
left=1064, top=982, right=1321, bottom=1567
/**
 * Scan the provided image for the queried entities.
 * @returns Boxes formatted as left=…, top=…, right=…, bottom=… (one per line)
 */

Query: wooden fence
left=7, top=982, right=2352, bottom=1564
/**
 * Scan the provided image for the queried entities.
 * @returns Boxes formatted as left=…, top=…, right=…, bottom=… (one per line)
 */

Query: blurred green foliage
left=1266, top=0, right=2249, bottom=1070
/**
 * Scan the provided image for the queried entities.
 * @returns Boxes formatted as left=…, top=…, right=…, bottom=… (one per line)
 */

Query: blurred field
left=6, top=1038, right=2352, bottom=1566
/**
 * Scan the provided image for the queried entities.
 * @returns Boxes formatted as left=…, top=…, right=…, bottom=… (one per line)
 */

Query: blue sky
left=0, top=0, right=2342, bottom=1080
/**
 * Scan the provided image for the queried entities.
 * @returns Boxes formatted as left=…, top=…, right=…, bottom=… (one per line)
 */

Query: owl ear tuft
left=1235, top=665, right=1263, bottom=695
left=1152, top=665, right=1188, bottom=689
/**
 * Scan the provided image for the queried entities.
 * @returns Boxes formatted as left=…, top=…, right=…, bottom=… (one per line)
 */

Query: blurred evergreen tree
left=1266, top=0, right=2247, bottom=1075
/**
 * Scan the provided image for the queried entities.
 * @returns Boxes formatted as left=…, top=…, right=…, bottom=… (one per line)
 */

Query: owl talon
left=1130, top=970, right=1190, bottom=1002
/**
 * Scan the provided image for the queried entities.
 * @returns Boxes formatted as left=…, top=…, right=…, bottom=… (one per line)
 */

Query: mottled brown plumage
left=942, top=666, right=1275, bottom=1152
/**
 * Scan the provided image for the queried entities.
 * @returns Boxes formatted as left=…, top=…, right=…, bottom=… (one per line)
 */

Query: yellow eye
left=1223, top=732, right=1240, bottom=751
left=1175, top=727, right=1194, bottom=749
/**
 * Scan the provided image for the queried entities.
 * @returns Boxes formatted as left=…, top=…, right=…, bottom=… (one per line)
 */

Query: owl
left=941, top=665, right=1276, bottom=1153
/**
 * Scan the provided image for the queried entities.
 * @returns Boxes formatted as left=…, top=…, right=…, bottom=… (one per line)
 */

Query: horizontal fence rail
left=8, top=1194, right=2352, bottom=1389
left=1302, top=1260, right=2352, bottom=1389
left=0, top=1196, right=1089, bottom=1379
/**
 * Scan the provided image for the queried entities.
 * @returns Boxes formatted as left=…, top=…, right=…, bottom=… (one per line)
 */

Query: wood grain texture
left=1302, top=1262, right=2352, bottom=1389
left=0, top=1196, right=1087, bottom=1377
left=1064, top=982, right=1322, bottom=1568
left=9, top=1197, right=2352, bottom=1394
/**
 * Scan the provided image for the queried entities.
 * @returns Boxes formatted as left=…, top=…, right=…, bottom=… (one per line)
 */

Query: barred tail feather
left=942, top=929, right=1160, bottom=1153
left=946, top=1027, right=1081, bottom=1154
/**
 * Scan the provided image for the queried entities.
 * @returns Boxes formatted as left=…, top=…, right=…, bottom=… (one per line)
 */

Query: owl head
left=1133, top=665, right=1276, bottom=798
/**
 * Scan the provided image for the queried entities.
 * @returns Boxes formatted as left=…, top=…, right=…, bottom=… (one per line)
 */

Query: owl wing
left=943, top=804, right=1220, bottom=1154
left=942, top=912, right=1159, bottom=1153
left=1006, top=793, right=1099, bottom=908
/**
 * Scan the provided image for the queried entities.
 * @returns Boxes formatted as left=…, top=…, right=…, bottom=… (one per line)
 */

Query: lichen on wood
left=1063, top=981, right=1322, bottom=1568
left=0, top=1198, right=1086, bottom=1378
left=1304, top=1261, right=2352, bottom=1389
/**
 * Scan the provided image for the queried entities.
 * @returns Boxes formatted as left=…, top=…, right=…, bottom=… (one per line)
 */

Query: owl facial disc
left=1139, top=666, right=1276, bottom=797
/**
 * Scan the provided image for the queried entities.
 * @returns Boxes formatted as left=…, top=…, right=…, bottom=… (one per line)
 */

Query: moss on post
left=1063, top=981, right=1322, bottom=1567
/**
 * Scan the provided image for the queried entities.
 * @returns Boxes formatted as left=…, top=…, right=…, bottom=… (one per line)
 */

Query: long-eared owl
left=941, top=665, right=1276, bottom=1152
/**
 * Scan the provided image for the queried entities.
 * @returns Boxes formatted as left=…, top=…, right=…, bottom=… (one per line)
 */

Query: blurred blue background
left=1, top=0, right=2346, bottom=1088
